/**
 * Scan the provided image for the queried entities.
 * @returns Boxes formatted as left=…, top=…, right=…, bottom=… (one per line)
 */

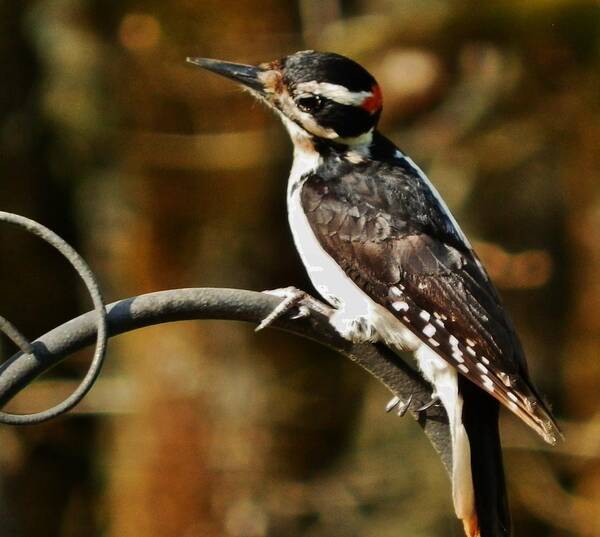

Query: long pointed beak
left=186, top=57, right=266, bottom=94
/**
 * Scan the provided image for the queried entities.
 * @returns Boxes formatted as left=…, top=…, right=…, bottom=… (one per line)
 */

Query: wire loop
left=0, top=211, right=107, bottom=424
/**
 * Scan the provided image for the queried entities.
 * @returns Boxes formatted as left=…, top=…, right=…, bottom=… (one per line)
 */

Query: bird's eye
left=296, top=95, right=322, bottom=113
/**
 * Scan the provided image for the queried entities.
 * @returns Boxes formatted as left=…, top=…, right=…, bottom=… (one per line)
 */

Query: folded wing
left=302, top=169, right=560, bottom=444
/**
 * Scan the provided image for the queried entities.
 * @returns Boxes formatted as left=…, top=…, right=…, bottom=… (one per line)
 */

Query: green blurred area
left=0, top=0, right=598, bottom=536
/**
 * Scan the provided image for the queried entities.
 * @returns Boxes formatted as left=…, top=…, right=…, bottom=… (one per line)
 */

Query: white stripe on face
left=295, top=81, right=372, bottom=106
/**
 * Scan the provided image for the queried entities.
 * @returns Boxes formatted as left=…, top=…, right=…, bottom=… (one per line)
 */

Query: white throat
left=280, top=117, right=322, bottom=189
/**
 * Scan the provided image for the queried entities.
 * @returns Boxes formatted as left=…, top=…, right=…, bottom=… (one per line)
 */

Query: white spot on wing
left=419, top=310, right=431, bottom=321
left=497, top=371, right=512, bottom=386
left=481, top=375, right=495, bottom=391
left=390, top=286, right=403, bottom=298
left=423, top=324, right=436, bottom=337
left=392, top=301, right=409, bottom=312
left=452, top=350, right=465, bottom=363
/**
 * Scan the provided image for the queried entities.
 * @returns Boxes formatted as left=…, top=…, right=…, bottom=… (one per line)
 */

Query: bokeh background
left=0, top=0, right=598, bottom=536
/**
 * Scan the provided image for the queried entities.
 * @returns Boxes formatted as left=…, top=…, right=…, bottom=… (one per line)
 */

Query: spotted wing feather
left=301, top=166, right=561, bottom=444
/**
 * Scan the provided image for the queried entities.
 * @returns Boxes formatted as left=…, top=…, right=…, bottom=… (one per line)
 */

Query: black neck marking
left=310, top=130, right=398, bottom=161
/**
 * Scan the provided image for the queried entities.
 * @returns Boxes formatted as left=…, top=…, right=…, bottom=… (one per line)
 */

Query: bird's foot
left=415, top=395, right=440, bottom=412
left=329, top=310, right=379, bottom=344
left=385, top=393, right=440, bottom=416
left=256, top=286, right=329, bottom=332
left=385, top=393, right=414, bottom=417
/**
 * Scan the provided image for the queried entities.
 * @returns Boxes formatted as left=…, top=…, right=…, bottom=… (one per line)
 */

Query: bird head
left=187, top=50, right=382, bottom=148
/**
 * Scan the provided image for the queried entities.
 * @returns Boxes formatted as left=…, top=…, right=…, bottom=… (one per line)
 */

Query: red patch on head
left=361, top=84, right=382, bottom=114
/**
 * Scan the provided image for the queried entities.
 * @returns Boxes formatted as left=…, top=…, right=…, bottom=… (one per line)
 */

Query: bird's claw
left=386, top=396, right=401, bottom=412
left=385, top=393, right=414, bottom=417
left=415, top=395, right=440, bottom=412
left=256, top=286, right=311, bottom=332
left=386, top=393, right=439, bottom=416
left=289, top=304, right=311, bottom=320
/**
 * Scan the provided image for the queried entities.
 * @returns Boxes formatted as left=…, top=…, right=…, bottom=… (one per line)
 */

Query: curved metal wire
left=0, top=315, right=34, bottom=355
left=0, top=287, right=452, bottom=473
left=0, top=211, right=107, bottom=425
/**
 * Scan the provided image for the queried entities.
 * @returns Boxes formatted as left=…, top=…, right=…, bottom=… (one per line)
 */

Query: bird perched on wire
left=188, top=50, right=561, bottom=537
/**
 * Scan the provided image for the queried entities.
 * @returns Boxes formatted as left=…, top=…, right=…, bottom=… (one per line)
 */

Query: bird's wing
left=301, top=168, right=560, bottom=444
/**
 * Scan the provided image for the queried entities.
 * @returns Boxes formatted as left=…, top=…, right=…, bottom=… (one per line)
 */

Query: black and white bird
left=188, top=50, right=561, bottom=537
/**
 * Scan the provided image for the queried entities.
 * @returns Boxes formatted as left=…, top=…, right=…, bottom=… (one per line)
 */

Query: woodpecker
left=188, top=50, right=561, bottom=537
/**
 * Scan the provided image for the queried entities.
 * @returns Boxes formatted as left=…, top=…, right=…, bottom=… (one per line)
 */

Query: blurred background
left=0, top=0, right=598, bottom=535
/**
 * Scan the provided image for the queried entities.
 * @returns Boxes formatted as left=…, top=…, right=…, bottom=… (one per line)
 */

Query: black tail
left=460, top=376, right=512, bottom=537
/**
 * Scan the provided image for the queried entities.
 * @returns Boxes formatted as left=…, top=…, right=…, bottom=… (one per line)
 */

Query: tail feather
left=460, top=376, right=511, bottom=537
left=414, top=345, right=510, bottom=536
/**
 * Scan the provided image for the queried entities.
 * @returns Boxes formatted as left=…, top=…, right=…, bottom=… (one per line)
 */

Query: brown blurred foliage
left=0, top=0, right=598, bottom=536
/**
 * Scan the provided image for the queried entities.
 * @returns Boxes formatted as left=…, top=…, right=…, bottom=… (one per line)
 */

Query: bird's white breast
left=286, top=145, right=372, bottom=317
